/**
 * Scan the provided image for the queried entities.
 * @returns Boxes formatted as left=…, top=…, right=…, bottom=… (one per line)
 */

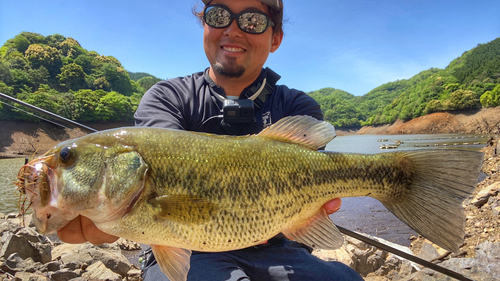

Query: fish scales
left=17, top=116, right=484, bottom=281
left=86, top=127, right=413, bottom=251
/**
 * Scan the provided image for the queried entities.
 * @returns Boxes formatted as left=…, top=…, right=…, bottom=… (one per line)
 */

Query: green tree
left=0, top=82, right=14, bottom=96
left=480, top=84, right=500, bottom=107
left=58, top=63, right=86, bottom=90
left=57, top=92, right=77, bottom=119
left=24, top=44, right=62, bottom=77
left=10, top=69, right=32, bottom=92
left=74, top=54, right=93, bottom=74
left=59, top=37, right=84, bottom=58
left=13, top=35, right=30, bottom=53
left=28, top=66, right=50, bottom=90
left=399, top=105, right=413, bottom=121
left=93, top=76, right=110, bottom=91
left=92, top=55, right=121, bottom=67
left=5, top=56, right=28, bottom=70
left=444, top=90, right=480, bottom=110
left=24, top=44, right=47, bottom=69
left=72, top=89, right=107, bottom=122
left=101, top=64, right=133, bottom=95
left=424, top=100, right=443, bottom=114
left=20, top=87, right=60, bottom=121
left=96, top=91, right=133, bottom=121
left=19, top=32, right=45, bottom=45
left=0, top=63, right=13, bottom=86
left=45, top=34, right=66, bottom=48
left=137, top=76, right=161, bottom=91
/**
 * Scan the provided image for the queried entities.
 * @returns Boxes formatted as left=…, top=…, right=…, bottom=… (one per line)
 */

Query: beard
left=213, top=57, right=245, bottom=78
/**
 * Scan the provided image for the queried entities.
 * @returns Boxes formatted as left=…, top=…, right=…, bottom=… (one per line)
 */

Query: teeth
left=223, top=46, right=244, bottom=52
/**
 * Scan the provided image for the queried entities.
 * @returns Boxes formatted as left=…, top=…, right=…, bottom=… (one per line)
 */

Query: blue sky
left=1, top=0, right=499, bottom=96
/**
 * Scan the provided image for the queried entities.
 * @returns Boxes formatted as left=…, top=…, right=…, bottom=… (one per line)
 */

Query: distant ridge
left=309, top=37, right=500, bottom=128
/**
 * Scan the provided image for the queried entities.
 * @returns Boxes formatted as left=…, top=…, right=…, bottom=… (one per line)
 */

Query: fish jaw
left=17, top=155, right=79, bottom=234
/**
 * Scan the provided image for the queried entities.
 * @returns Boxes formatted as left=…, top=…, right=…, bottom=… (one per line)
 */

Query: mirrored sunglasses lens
left=205, top=7, right=231, bottom=27
left=238, top=12, right=268, bottom=34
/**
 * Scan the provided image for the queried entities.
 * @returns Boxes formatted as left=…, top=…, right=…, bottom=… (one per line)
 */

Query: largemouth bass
left=16, top=116, right=483, bottom=281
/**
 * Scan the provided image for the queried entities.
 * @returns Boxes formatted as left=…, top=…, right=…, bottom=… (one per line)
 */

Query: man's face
left=204, top=0, right=282, bottom=80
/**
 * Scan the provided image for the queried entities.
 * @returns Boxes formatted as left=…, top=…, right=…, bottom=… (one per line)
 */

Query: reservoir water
left=0, top=133, right=492, bottom=246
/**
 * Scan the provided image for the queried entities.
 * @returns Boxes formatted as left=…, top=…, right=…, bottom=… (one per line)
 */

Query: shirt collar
left=203, top=68, right=267, bottom=99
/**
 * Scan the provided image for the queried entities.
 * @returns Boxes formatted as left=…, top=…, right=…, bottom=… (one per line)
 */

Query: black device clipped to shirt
left=222, top=99, right=255, bottom=124
left=222, top=67, right=281, bottom=124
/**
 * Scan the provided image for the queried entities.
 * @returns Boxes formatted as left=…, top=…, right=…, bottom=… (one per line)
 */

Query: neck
left=208, top=67, right=261, bottom=97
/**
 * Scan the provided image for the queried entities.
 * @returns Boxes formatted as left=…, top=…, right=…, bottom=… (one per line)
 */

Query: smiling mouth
left=222, top=46, right=245, bottom=53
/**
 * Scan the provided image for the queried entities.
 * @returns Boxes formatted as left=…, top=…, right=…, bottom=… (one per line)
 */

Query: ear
left=270, top=31, right=283, bottom=53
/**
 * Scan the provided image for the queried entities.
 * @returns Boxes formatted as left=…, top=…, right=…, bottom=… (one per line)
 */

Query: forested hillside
left=0, top=32, right=161, bottom=123
left=0, top=32, right=499, bottom=128
left=311, top=37, right=500, bottom=128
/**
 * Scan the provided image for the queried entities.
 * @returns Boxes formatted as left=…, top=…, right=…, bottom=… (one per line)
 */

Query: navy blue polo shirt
left=134, top=68, right=323, bottom=135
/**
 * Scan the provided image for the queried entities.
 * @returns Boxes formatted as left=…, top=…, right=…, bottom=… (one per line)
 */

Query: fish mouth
left=16, top=155, right=54, bottom=213
left=16, top=155, right=70, bottom=234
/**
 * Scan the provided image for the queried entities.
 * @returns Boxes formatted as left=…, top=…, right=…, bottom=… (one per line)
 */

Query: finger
left=323, top=198, right=342, bottom=215
left=57, top=216, right=88, bottom=244
left=80, top=216, right=119, bottom=244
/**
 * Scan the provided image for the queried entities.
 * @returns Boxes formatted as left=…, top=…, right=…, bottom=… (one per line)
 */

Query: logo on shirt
left=262, top=111, right=272, bottom=128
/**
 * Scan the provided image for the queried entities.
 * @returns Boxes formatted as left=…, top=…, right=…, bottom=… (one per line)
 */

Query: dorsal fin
left=257, top=116, right=336, bottom=150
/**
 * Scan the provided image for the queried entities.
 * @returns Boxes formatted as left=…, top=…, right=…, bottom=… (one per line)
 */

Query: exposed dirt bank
left=0, top=121, right=133, bottom=159
left=336, top=106, right=500, bottom=136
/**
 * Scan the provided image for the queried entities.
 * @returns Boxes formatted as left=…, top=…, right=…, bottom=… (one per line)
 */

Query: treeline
left=0, top=32, right=161, bottom=123
left=310, top=37, right=500, bottom=128
left=1, top=32, right=499, bottom=128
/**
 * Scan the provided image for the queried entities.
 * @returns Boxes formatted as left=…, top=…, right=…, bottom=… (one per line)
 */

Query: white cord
left=209, top=78, right=267, bottom=102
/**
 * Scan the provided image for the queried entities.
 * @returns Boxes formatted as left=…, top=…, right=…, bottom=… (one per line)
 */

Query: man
left=58, top=0, right=363, bottom=280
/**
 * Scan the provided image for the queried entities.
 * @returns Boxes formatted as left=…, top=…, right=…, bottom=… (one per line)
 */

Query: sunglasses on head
left=204, top=4, right=275, bottom=34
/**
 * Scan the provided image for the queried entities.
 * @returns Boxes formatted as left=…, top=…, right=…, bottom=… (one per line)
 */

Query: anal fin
left=151, top=244, right=192, bottom=281
left=283, top=209, right=344, bottom=250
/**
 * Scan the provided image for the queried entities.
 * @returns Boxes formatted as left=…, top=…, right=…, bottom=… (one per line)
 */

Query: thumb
left=323, top=198, right=342, bottom=215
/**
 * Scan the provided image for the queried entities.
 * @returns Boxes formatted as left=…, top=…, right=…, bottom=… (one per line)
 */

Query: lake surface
left=0, top=133, right=493, bottom=246
left=0, top=158, right=26, bottom=215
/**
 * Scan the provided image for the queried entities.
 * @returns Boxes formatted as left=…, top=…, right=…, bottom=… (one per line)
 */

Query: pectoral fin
left=149, top=195, right=218, bottom=224
left=151, top=245, right=191, bottom=281
left=283, top=209, right=344, bottom=250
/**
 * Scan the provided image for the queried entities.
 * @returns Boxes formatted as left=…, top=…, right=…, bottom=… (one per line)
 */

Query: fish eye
left=59, top=147, right=74, bottom=163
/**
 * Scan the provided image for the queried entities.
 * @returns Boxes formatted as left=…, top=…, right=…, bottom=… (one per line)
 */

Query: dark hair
left=193, top=0, right=284, bottom=36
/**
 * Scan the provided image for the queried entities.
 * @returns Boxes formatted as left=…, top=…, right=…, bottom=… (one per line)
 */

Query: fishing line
left=0, top=100, right=72, bottom=130
left=0, top=93, right=97, bottom=133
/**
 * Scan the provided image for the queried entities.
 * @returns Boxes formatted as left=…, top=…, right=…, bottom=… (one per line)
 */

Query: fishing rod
left=0, top=92, right=97, bottom=133
left=337, top=226, right=472, bottom=281
left=0, top=92, right=471, bottom=281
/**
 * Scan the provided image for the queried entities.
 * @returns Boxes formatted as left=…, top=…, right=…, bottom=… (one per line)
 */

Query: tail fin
left=381, top=150, right=483, bottom=252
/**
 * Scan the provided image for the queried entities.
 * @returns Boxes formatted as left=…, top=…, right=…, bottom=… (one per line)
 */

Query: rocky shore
left=0, top=214, right=144, bottom=280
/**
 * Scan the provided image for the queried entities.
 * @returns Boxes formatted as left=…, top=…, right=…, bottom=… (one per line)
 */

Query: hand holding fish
left=57, top=215, right=119, bottom=244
